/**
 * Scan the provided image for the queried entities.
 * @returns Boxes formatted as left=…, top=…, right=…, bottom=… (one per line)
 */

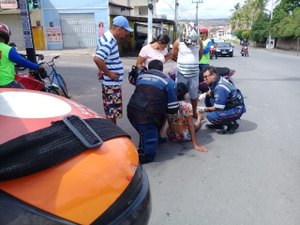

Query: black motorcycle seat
left=215, top=67, right=230, bottom=76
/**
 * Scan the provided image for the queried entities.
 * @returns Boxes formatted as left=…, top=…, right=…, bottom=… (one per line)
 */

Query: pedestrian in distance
left=0, top=24, right=45, bottom=89
left=127, top=59, right=179, bottom=164
left=94, top=16, right=133, bottom=124
left=135, top=34, right=172, bottom=70
left=198, top=26, right=213, bottom=93
left=198, top=66, right=246, bottom=134
left=166, top=82, right=208, bottom=152
left=171, top=22, right=203, bottom=119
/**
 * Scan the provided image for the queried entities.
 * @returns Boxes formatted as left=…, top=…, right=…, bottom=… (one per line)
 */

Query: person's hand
left=199, top=93, right=206, bottom=102
left=109, top=72, right=119, bottom=80
left=197, top=106, right=207, bottom=113
left=194, top=144, right=208, bottom=152
left=39, top=63, right=46, bottom=70
left=97, top=70, right=103, bottom=80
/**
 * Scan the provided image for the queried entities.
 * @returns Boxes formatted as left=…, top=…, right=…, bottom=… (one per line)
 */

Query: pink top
left=139, top=44, right=168, bottom=68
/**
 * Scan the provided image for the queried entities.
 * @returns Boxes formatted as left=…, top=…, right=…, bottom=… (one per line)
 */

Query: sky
left=156, top=0, right=244, bottom=20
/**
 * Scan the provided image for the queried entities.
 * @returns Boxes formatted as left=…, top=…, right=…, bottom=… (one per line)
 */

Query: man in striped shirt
left=94, top=16, right=133, bottom=124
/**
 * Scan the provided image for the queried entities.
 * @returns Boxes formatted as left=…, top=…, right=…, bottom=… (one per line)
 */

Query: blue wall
left=42, top=0, right=109, bottom=49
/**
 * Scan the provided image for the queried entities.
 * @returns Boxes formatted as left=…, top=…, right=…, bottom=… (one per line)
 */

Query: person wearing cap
left=166, top=82, right=207, bottom=152
left=94, top=16, right=133, bottom=124
left=0, top=23, right=44, bottom=89
left=198, top=27, right=212, bottom=92
left=171, top=22, right=203, bottom=119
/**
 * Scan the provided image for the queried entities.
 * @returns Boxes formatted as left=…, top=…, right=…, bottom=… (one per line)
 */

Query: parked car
left=0, top=88, right=151, bottom=225
left=215, top=42, right=234, bottom=57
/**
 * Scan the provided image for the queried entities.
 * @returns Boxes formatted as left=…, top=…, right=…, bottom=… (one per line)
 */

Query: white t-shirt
left=139, top=44, right=168, bottom=68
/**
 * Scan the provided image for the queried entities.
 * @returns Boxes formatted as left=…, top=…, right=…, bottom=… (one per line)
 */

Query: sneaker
left=206, top=123, right=224, bottom=129
left=158, top=136, right=167, bottom=144
left=226, top=122, right=239, bottom=134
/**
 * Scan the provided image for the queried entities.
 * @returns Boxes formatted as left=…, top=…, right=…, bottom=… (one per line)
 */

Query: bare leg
left=191, top=98, right=198, bottom=119
left=194, top=112, right=204, bottom=132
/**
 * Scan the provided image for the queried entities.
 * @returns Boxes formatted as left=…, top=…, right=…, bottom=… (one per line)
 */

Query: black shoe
left=226, top=122, right=239, bottom=134
left=158, top=136, right=167, bottom=144
left=138, top=153, right=154, bottom=164
left=206, top=123, right=224, bottom=129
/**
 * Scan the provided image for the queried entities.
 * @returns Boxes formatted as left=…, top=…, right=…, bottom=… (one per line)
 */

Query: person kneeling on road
left=127, top=59, right=179, bottom=164
left=166, top=82, right=207, bottom=152
left=198, top=66, right=246, bottom=134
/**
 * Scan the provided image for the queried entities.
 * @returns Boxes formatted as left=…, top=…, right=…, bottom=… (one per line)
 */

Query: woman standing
left=136, top=34, right=171, bottom=69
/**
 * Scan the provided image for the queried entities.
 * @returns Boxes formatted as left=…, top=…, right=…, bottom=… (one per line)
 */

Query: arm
left=164, top=51, right=172, bottom=62
left=202, top=40, right=212, bottom=54
left=8, top=48, right=39, bottom=70
left=135, top=56, right=146, bottom=68
left=93, top=56, right=118, bottom=80
left=199, top=39, right=203, bottom=61
left=186, top=115, right=207, bottom=152
left=171, top=39, right=179, bottom=62
left=166, top=79, right=179, bottom=114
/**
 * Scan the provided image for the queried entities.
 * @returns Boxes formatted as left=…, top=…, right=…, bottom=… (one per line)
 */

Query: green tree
left=242, top=30, right=251, bottom=41
left=271, top=0, right=300, bottom=38
left=250, top=13, right=270, bottom=43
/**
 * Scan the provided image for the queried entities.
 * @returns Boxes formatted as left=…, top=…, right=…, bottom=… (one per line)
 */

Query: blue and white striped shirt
left=95, top=31, right=124, bottom=86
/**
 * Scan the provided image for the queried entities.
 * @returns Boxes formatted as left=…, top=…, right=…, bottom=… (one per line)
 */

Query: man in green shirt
left=0, top=24, right=42, bottom=88
left=198, top=27, right=212, bottom=93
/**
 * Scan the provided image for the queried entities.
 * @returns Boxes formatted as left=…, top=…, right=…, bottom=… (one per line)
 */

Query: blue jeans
left=199, top=64, right=209, bottom=82
left=206, top=105, right=246, bottom=125
left=0, top=80, right=24, bottom=89
left=132, top=123, right=158, bottom=161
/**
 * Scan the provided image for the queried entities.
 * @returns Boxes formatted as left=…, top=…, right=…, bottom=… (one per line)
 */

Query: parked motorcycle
left=199, top=67, right=236, bottom=93
left=241, top=46, right=249, bottom=57
left=210, top=45, right=217, bottom=59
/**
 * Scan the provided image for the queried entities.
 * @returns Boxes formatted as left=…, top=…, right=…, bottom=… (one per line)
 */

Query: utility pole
left=192, top=0, right=203, bottom=28
left=174, top=0, right=179, bottom=33
left=18, top=0, right=36, bottom=63
left=267, top=0, right=274, bottom=49
left=147, top=0, right=153, bottom=44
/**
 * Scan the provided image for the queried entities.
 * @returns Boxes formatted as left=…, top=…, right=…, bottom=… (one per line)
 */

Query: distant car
left=215, top=42, right=234, bottom=57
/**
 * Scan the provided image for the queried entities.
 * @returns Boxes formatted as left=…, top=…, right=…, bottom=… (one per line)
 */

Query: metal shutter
left=1, top=14, right=25, bottom=50
left=60, top=13, right=97, bottom=49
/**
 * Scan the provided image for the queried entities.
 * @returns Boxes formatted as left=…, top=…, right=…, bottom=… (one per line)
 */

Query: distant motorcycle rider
left=0, top=23, right=44, bottom=88
left=198, top=66, right=246, bottom=134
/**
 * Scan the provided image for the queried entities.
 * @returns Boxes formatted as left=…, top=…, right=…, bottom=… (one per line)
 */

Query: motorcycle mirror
left=38, top=54, right=44, bottom=61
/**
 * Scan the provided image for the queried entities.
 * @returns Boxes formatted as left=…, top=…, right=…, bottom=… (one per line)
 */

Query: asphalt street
left=38, top=46, right=300, bottom=225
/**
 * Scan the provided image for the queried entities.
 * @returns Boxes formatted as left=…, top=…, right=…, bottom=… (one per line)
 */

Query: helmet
left=199, top=27, right=209, bottom=35
left=128, top=65, right=146, bottom=85
left=0, top=24, right=11, bottom=44
left=180, top=22, right=199, bottom=46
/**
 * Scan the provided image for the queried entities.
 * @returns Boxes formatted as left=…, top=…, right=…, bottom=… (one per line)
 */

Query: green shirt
left=0, top=42, right=15, bottom=86
left=199, top=39, right=210, bottom=65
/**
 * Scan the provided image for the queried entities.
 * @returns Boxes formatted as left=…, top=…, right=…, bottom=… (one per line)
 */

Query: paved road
left=41, top=46, right=300, bottom=225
